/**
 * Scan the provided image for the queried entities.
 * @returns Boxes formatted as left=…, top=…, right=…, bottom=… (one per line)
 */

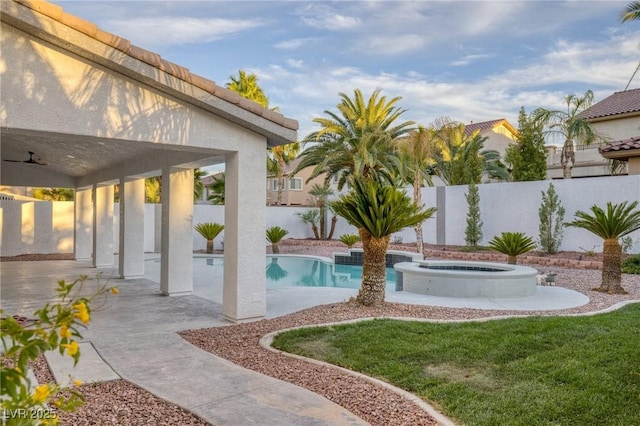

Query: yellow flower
left=33, top=384, right=50, bottom=403
left=59, top=324, right=71, bottom=339
left=110, top=287, right=119, bottom=295
left=73, top=301, right=90, bottom=324
left=61, top=340, right=79, bottom=356
left=73, top=379, right=83, bottom=387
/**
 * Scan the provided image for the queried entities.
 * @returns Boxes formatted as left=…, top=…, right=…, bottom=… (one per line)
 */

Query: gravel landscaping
left=13, top=242, right=640, bottom=425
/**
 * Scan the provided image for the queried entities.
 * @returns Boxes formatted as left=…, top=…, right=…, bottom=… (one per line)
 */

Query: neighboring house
left=197, top=172, right=224, bottom=204
left=547, top=88, right=640, bottom=179
left=266, top=157, right=338, bottom=206
left=465, top=118, right=518, bottom=159
left=599, top=136, right=640, bottom=175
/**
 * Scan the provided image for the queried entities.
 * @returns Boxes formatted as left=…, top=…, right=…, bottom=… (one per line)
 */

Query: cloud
left=364, top=34, right=427, bottom=55
left=286, top=59, right=304, bottom=69
left=275, top=38, right=315, bottom=50
left=451, top=54, right=494, bottom=67
left=298, top=4, right=361, bottom=31
left=104, top=17, right=264, bottom=47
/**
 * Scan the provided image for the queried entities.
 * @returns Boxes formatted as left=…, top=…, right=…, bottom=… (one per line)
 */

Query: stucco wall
left=2, top=175, right=639, bottom=257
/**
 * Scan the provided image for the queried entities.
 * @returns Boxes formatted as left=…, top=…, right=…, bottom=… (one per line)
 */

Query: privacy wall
left=1, top=175, right=639, bottom=257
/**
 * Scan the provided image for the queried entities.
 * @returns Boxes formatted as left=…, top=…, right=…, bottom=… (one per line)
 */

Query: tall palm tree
left=566, top=201, right=640, bottom=294
left=226, top=70, right=270, bottom=108
left=294, top=89, right=414, bottom=190
left=620, top=1, right=640, bottom=22
left=267, top=142, right=301, bottom=205
left=532, top=90, right=605, bottom=179
left=193, top=168, right=207, bottom=202
left=397, top=126, right=437, bottom=254
left=308, top=182, right=335, bottom=239
left=331, top=177, right=436, bottom=306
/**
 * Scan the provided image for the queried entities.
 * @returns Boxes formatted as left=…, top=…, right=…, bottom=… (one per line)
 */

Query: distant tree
left=620, top=1, right=640, bottom=22
left=32, top=187, right=74, bottom=201
left=207, top=173, right=225, bottom=205
left=226, top=70, right=271, bottom=108
left=193, top=168, right=207, bottom=202
left=145, top=178, right=161, bottom=203
left=308, top=182, right=336, bottom=240
left=538, top=183, right=565, bottom=253
left=532, top=90, right=605, bottom=179
left=506, top=107, right=547, bottom=181
left=464, top=182, right=483, bottom=248
left=267, top=142, right=301, bottom=205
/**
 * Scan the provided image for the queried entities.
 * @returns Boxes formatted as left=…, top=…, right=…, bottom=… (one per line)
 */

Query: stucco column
left=160, top=168, right=193, bottom=295
left=74, top=186, right=93, bottom=261
left=92, top=184, right=114, bottom=267
left=436, top=186, right=446, bottom=246
left=118, top=177, right=145, bottom=278
left=223, top=149, right=266, bottom=322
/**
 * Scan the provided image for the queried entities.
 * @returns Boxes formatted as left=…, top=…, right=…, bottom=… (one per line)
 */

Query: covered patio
left=0, top=0, right=297, bottom=322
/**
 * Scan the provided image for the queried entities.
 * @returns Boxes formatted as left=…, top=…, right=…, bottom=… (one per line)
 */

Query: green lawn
left=272, top=304, right=640, bottom=426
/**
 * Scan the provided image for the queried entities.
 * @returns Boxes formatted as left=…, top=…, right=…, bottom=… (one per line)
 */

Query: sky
left=54, top=1, right=640, bottom=140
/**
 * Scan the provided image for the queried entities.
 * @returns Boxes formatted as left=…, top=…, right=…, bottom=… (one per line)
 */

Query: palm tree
left=145, top=177, right=161, bottom=203
left=207, top=173, right=225, bottom=205
left=193, top=168, right=207, bottom=202
left=432, top=122, right=508, bottom=185
left=267, top=142, right=301, bottom=205
left=566, top=201, right=640, bottom=294
left=226, top=70, right=271, bottom=108
left=532, top=90, right=605, bottom=179
left=621, top=1, right=640, bottom=22
left=488, top=232, right=537, bottom=265
left=294, top=89, right=414, bottom=190
left=194, top=222, right=224, bottom=253
left=32, top=187, right=74, bottom=201
left=330, top=177, right=436, bottom=306
left=397, top=126, right=437, bottom=254
left=308, top=182, right=335, bottom=239
left=266, top=226, right=289, bottom=254
left=297, top=209, right=320, bottom=239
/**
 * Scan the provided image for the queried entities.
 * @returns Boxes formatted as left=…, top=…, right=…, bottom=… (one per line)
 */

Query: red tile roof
left=599, top=136, right=640, bottom=155
left=11, top=0, right=298, bottom=131
left=580, top=88, right=640, bottom=121
left=464, top=119, right=517, bottom=137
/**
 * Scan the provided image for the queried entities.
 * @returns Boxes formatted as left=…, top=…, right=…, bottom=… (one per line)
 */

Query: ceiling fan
left=3, top=151, right=47, bottom=166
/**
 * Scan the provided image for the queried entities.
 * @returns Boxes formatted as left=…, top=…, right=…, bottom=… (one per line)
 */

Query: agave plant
left=339, top=233, right=361, bottom=248
left=488, top=232, right=537, bottom=264
left=194, top=222, right=224, bottom=253
left=266, top=226, right=289, bottom=254
left=566, top=201, right=640, bottom=294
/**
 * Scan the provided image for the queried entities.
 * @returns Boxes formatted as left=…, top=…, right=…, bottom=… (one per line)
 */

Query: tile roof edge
left=11, top=0, right=298, bottom=132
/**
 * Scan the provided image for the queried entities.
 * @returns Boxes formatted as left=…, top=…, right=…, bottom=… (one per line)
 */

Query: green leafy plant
left=266, top=226, right=289, bottom=254
left=579, top=246, right=598, bottom=257
left=339, top=234, right=360, bottom=248
left=296, top=209, right=320, bottom=240
left=464, top=182, right=483, bottom=248
left=622, top=254, right=640, bottom=274
left=1, top=275, right=117, bottom=425
left=566, top=200, right=640, bottom=294
left=488, top=232, right=537, bottom=264
left=194, top=223, right=224, bottom=253
left=621, top=236, right=635, bottom=254
left=538, top=183, right=565, bottom=253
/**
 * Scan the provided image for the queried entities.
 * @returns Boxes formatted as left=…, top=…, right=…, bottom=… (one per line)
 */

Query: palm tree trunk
left=272, top=243, right=280, bottom=254
left=356, top=229, right=389, bottom=306
left=327, top=215, right=338, bottom=240
left=319, top=204, right=326, bottom=240
left=311, top=223, right=319, bottom=240
left=206, top=239, right=213, bottom=254
left=507, top=255, right=517, bottom=265
left=413, top=178, right=424, bottom=254
left=561, top=140, right=575, bottom=179
left=597, top=238, right=626, bottom=294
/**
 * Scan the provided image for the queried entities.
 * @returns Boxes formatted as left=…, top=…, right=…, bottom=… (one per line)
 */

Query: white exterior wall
left=2, top=175, right=639, bottom=257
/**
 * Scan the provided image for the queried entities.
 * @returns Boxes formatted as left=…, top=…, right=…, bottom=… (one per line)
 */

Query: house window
left=271, top=179, right=281, bottom=191
left=289, top=178, right=302, bottom=191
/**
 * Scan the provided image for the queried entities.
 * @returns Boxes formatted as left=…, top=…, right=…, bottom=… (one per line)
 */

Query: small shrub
left=266, top=226, right=289, bottom=254
left=464, top=182, right=483, bottom=248
left=391, top=235, right=403, bottom=244
left=622, top=255, right=640, bottom=274
left=621, top=236, right=635, bottom=254
left=488, top=232, right=537, bottom=264
left=339, top=234, right=360, bottom=248
left=538, top=183, right=565, bottom=253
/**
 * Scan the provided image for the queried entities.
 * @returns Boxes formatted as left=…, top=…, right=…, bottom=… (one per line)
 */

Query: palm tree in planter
left=266, top=226, right=289, bottom=254
left=565, top=201, right=640, bottom=294
left=194, top=223, right=224, bottom=254
left=488, top=232, right=537, bottom=264
left=331, top=177, right=436, bottom=306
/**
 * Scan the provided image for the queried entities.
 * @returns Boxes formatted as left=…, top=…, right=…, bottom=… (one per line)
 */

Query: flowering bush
left=1, top=275, right=117, bottom=425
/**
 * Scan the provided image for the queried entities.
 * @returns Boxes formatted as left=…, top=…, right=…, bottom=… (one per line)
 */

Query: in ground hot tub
left=394, top=260, right=538, bottom=298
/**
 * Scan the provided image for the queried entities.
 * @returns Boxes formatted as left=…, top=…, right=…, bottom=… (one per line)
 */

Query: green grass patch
left=273, top=304, right=640, bottom=425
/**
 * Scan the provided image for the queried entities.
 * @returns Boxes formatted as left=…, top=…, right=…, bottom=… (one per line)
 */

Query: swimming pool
left=147, top=255, right=397, bottom=291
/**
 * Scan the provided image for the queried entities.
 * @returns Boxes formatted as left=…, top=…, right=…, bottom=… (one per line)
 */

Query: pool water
left=151, top=256, right=397, bottom=291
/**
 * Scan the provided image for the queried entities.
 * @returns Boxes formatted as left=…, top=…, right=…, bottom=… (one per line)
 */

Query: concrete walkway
left=1, top=260, right=367, bottom=426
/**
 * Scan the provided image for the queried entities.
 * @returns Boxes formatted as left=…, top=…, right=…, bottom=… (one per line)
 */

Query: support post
left=74, top=186, right=92, bottom=261
left=119, top=177, right=145, bottom=278
left=92, top=184, right=114, bottom=267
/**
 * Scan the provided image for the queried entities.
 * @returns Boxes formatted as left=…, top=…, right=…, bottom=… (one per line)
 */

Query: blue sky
left=55, top=1, right=639, bottom=139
